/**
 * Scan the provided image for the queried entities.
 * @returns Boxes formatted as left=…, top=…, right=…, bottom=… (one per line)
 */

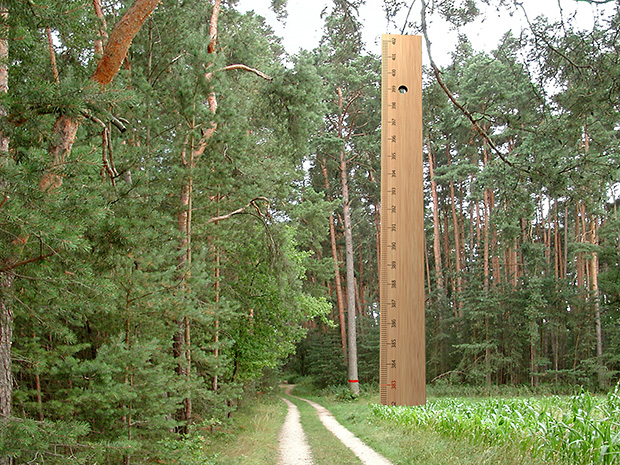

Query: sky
left=235, top=0, right=614, bottom=66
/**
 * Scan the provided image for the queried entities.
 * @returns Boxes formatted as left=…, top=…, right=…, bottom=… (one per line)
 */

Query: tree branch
left=92, top=0, right=108, bottom=57
left=221, top=64, right=273, bottom=81
left=420, top=0, right=526, bottom=172
left=92, top=0, right=160, bottom=86
left=206, top=197, right=271, bottom=224
left=206, top=63, right=274, bottom=81
left=0, top=250, right=60, bottom=274
left=208, top=0, right=222, bottom=54
left=400, top=0, right=417, bottom=35
left=46, top=27, right=59, bottom=84
left=207, top=206, right=246, bottom=223
left=517, top=2, right=591, bottom=71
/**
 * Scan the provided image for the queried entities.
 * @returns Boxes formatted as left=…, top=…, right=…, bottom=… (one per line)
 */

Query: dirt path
left=278, top=385, right=394, bottom=465
left=278, top=395, right=314, bottom=465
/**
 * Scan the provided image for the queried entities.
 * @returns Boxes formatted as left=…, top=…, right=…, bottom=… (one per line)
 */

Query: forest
left=0, top=0, right=619, bottom=463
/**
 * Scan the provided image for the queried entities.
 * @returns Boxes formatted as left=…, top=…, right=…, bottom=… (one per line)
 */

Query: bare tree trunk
left=175, top=146, right=193, bottom=432
left=172, top=0, right=224, bottom=425
left=46, top=27, right=60, bottom=84
left=320, top=157, right=347, bottom=359
left=0, top=10, right=12, bottom=460
left=428, top=147, right=444, bottom=294
left=340, top=148, right=358, bottom=394
left=449, top=180, right=462, bottom=311
left=211, top=192, right=221, bottom=393
left=576, top=203, right=586, bottom=289
left=563, top=204, right=569, bottom=278
left=424, top=235, right=432, bottom=296
left=375, top=203, right=381, bottom=279
left=483, top=189, right=491, bottom=387
left=554, top=204, right=561, bottom=280
left=0, top=276, right=12, bottom=465
left=590, top=218, right=605, bottom=388
left=212, top=264, right=220, bottom=391
left=0, top=272, right=12, bottom=423
left=40, top=115, right=81, bottom=191
left=490, top=191, right=500, bottom=287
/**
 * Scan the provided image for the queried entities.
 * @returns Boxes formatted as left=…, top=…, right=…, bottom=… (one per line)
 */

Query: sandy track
left=278, top=385, right=394, bottom=465
left=278, top=396, right=314, bottom=465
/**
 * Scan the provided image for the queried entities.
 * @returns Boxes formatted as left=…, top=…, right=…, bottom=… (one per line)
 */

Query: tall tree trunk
left=483, top=189, right=491, bottom=387
left=0, top=272, right=12, bottom=425
left=175, top=143, right=193, bottom=432
left=590, top=218, right=605, bottom=388
left=442, top=210, right=452, bottom=293
left=320, top=157, right=347, bottom=359
left=424, top=235, right=432, bottom=296
left=427, top=146, right=444, bottom=294
left=490, top=191, right=500, bottom=287
left=449, top=180, right=463, bottom=312
left=554, top=204, right=561, bottom=280
left=0, top=9, right=12, bottom=458
left=576, top=203, right=586, bottom=289
left=340, top=148, right=358, bottom=394
left=212, top=192, right=221, bottom=392
left=172, top=0, right=223, bottom=423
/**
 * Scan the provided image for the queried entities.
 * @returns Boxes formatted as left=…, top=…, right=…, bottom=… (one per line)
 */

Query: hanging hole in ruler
left=398, top=85, right=408, bottom=94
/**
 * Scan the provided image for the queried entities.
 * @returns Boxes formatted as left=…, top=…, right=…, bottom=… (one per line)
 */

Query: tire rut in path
left=278, top=397, right=314, bottom=465
left=278, top=385, right=394, bottom=465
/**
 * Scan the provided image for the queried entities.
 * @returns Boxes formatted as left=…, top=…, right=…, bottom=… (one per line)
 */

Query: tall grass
left=371, top=387, right=620, bottom=464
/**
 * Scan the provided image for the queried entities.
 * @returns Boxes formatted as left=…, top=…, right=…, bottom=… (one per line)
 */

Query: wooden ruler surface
left=379, top=34, right=425, bottom=407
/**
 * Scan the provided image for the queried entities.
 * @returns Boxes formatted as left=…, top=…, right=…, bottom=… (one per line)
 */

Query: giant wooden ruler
left=379, top=34, right=426, bottom=406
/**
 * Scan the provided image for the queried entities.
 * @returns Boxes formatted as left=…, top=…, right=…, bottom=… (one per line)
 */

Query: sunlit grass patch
left=203, top=394, right=285, bottom=465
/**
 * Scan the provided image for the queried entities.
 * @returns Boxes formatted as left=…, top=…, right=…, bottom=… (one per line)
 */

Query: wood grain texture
left=380, top=35, right=425, bottom=407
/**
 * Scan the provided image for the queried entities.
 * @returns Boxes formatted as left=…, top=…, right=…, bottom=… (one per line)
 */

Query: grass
left=286, top=394, right=364, bottom=465
left=201, top=382, right=620, bottom=464
left=316, top=390, right=558, bottom=465
left=369, top=388, right=620, bottom=465
left=202, top=393, right=286, bottom=465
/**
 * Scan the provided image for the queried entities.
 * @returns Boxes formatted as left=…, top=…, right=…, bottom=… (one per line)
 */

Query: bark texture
left=0, top=8, right=12, bottom=451
left=0, top=272, right=13, bottom=423
left=320, top=157, right=347, bottom=359
left=92, top=0, right=160, bottom=86
left=340, top=149, right=359, bottom=394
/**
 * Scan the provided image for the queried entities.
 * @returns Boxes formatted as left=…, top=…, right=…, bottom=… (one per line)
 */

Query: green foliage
left=1, top=1, right=331, bottom=463
left=372, top=387, right=620, bottom=464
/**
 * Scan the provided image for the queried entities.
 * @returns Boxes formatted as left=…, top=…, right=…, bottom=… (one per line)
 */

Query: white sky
left=235, top=0, right=613, bottom=65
